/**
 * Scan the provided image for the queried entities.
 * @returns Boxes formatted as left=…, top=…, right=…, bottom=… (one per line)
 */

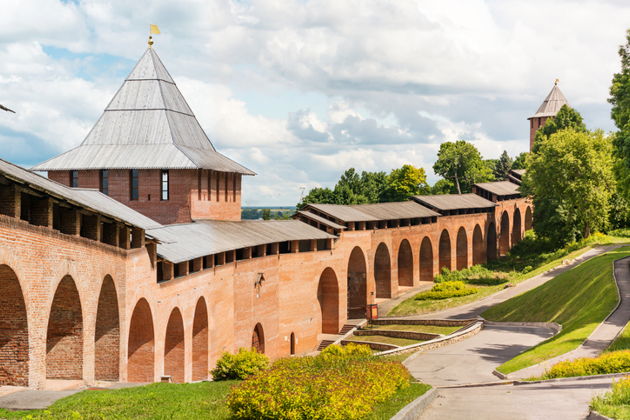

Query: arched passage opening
left=472, top=225, right=485, bottom=265
left=252, top=323, right=264, bottom=354
left=499, top=211, right=510, bottom=256
left=512, top=209, right=522, bottom=244
left=317, top=267, right=340, bottom=334
left=0, top=265, right=28, bottom=386
left=420, top=237, right=434, bottom=282
left=46, top=275, right=83, bottom=380
left=456, top=228, right=468, bottom=270
left=525, top=206, right=533, bottom=230
left=164, top=308, right=185, bottom=383
left=374, top=243, right=392, bottom=298
left=192, top=297, right=209, bottom=382
left=128, top=298, right=154, bottom=382
left=397, top=239, right=413, bottom=287
left=347, top=247, right=367, bottom=319
left=487, top=223, right=498, bottom=261
left=95, top=275, right=120, bottom=381
left=439, top=230, right=451, bottom=271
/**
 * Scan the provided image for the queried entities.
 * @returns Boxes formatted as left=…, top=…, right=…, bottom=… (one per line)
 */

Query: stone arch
left=374, top=243, right=392, bottom=298
left=419, top=237, right=434, bottom=282
left=525, top=206, right=533, bottom=230
left=487, top=222, right=498, bottom=261
left=472, top=225, right=485, bottom=265
left=164, top=307, right=185, bottom=383
left=252, top=323, right=265, bottom=354
left=499, top=211, right=510, bottom=256
left=290, top=332, right=296, bottom=355
left=192, top=297, right=209, bottom=382
left=128, top=298, right=154, bottom=382
left=456, top=227, right=468, bottom=270
left=512, top=208, right=522, bottom=244
left=397, top=239, right=413, bottom=287
left=438, top=230, right=451, bottom=271
left=347, top=247, right=367, bottom=319
left=46, top=275, right=83, bottom=380
left=95, top=275, right=120, bottom=381
left=317, top=267, right=340, bottom=334
left=0, top=265, right=28, bottom=386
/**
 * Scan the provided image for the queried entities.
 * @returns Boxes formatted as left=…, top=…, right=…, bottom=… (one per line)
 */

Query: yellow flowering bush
left=211, top=348, right=269, bottom=380
left=226, top=345, right=411, bottom=419
left=542, top=350, right=630, bottom=379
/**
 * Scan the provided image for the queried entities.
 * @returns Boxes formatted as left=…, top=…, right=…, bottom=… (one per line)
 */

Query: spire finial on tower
left=148, top=24, right=160, bottom=48
left=554, top=78, right=559, bottom=86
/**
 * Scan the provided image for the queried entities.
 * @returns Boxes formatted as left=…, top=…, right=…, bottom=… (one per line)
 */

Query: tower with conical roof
left=527, top=80, right=569, bottom=151
left=33, top=47, right=255, bottom=225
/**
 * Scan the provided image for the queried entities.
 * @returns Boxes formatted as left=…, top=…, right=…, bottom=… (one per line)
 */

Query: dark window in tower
left=130, top=169, right=139, bottom=201
left=161, top=170, right=169, bottom=201
left=70, top=170, right=79, bottom=188
left=100, top=170, right=109, bottom=195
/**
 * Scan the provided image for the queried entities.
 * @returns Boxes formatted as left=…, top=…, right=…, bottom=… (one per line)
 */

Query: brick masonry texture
left=0, top=183, right=530, bottom=388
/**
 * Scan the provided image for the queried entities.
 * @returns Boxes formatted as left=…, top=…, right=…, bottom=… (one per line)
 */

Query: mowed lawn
left=483, top=246, right=630, bottom=374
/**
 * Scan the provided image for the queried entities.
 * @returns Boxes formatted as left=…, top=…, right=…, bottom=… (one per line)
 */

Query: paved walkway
left=393, top=244, right=622, bottom=320
left=420, top=377, right=614, bottom=420
left=511, top=255, right=630, bottom=378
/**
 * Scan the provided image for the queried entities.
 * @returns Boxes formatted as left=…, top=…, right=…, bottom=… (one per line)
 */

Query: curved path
left=403, top=245, right=629, bottom=419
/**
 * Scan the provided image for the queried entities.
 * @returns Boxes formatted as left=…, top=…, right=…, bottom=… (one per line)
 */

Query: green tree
left=512, top=152, right=529, bottom=170
left=532, top=105, right=587, bottom=153
left=493, top=151, right=513, bottom=180
left=433, top=140, right=493, bottom=194
left=298, top=187, right=336, bottom=209
left=382, top=164, right=429, bottom=201
left=522, top=129, right=614, bottom=245
left=359, top=171, right=388, bottom=202
left=261, top=208, right=271, bottom=220
left=610, top=30, right=630, bottom=200
left=431, top=179, right=455, bottom=195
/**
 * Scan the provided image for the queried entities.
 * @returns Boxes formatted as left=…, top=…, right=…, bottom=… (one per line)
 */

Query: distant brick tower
left=33, top=46, right=255, bottom=225
left=527, top=80, right=569, bottom=152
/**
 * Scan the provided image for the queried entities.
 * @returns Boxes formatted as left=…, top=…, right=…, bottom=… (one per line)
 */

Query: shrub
left=320, top=342, right=373, bottom=360
left=434, top=265, right=510, bottom=285
left=541, top=350, right=630, bottom=379
left=227, top=349, right=411, bottom=419
left=414, top=281, right=477, bottom=300
left=211, top=348, right=269, bottom=380
left=591, top=376, right=630, bottom=417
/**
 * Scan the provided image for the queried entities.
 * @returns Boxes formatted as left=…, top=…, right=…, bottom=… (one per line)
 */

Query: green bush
left=320, top=342, right=373, bottom=360
left=211, top=348, right=269, bottom=380
left=226, top=348, right=411, bottom=419
left=414, top=281, right=477, bottom=300
left=591, top=376, right=630, bottom=418
left=541, top=350, right=630, bottom=379
left=434, top=265, right=510, bottom=285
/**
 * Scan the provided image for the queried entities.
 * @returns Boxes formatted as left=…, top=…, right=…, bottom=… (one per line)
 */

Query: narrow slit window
left=70, top=170, right=79, bottom=188
left=100, top=170, right=109, bottom=195
left=130, top=169, right=139, bottom=201
left=161, top=170, right=169, bottom=201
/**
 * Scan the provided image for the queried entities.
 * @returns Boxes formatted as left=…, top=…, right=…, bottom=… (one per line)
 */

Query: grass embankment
left=387, top=230, right=630, bottom=317
left=0, top=381, right=238, bottom=419
left=483, top=246, right=630, bottom=374
left=346, top=334, right=422, bottom=347
left=608, top=322, right=630, bottom=353
left=362, top=324, right=461, bottom=335
left=367, top=383, right=431, bottom=419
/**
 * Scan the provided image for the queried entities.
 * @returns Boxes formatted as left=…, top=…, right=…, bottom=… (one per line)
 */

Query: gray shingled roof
left=529, top=83, right=568, bottom=119
left=33, top=48, right=254, bottom=175
left=411, top=194, right=496, bottom=211
left=474, top=181, right=521, bottom=196
left=149, top=219, right=336, bottom=263
left=306, top=201, right=439, bottom=223
left=296, top=210, right=346, bottom=230
left=0, top=158, right=161, bottom=230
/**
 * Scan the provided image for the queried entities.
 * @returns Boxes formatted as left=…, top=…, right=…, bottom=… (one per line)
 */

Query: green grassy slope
left=483, top=247, right=630, bottom=374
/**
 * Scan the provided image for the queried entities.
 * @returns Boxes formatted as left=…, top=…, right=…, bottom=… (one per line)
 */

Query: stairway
left=317, top=340, right=335, bottom=351
left=339, top=323, right=357, bottom=335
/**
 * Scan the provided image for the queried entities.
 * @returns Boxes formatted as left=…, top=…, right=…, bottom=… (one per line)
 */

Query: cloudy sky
left=1, top=0, right=629, bottom=206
